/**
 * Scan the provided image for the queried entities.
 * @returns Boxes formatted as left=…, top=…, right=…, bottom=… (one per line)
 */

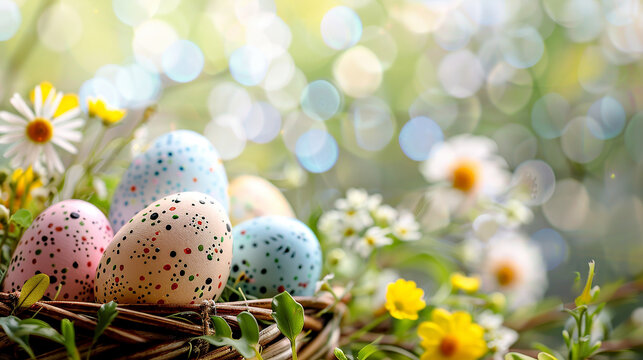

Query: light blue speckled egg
left=229, top=216, right=322, bottom=297
left=109, top=130, right=229, bottom=232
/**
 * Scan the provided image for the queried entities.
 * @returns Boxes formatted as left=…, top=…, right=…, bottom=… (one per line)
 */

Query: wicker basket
left=0, top=292, right=344, bottom=360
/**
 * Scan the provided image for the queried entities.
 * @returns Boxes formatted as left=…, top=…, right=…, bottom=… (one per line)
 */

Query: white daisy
left=0, top=85, right=83, bottom=175
left=478, top=311, right=519, bottom=360
left=373, top=204, right=398, bottom=226
left=478, top=231, right=547, bottom=309
left=420, top=135, right=510, bottom=205
left=392, top=211, right=421, bottom=241
left=336, top=188, right=382, bottom=212
left=354, top=226, right=393, bottom=257
left=318, top=210, right=344, bottom=242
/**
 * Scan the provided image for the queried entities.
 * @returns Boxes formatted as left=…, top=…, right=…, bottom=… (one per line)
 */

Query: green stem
left=291, top=342, right=298, bottom=360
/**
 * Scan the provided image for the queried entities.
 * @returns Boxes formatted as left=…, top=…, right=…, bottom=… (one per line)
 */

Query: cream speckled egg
left=2, top=200, right=113, bottom=301
left=109, top=130, right=229, bottom=233
left=95, top=192, right=233, bottom=304
left=228, top=175, right=295, bottom=225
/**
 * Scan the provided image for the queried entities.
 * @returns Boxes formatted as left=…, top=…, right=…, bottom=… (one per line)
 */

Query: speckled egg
left=95, top=192, right=233, bottom=304
left=228, top=175, right=295, bottom=226
left=229, top=216, right=322, bottom=298
left=109, top=130, right=229, bottom=233
left=2, top=200, right=113, bottom=301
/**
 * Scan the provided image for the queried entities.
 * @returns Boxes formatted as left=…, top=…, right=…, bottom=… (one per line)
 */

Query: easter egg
left=2, top=200, right=113, bottom=301
left=95, top=192, right=233, bottom=304
left=229, top=216, right=322, bottom=297
left=228, top=175, right=295, bottom=225
left=109, top=130, right=229, bottom=233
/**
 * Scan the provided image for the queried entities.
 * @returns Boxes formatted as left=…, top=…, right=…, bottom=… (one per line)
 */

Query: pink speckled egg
left=228, top=175, right=295, bottom=226
left=95, top=192, right=233, bottom=304
left=2, top=200, right=114, bottom=301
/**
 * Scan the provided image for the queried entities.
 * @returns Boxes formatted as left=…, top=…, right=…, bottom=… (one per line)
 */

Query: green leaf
left=538, top=353, right=558, bottom=360
left=271, top=291, right=304, bottom=342
left=0, top=316, right=36, bottom=359
left=10, top=209, right=33, bottom=229
left=211, top=316, right=232, bottom=338
left=0, top=316, right=71, bottom=359
left=16, top=273, right=50, bottom=310
left=357, top=344, right=379, bottom=360
left=334, top=348, right=349, bottom=360
left=237, top=311, right=260, bottom=346
left=61, top=319, right=80, bottom=360
left=197, top=335, right=255, bottom=358
left=505, top=353, right=537, bottom=360
left=93, top=302, right=118, bottom=344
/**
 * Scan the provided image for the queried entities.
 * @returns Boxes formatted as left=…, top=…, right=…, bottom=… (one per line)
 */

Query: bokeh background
left=0, top=0, right=642, bottom=303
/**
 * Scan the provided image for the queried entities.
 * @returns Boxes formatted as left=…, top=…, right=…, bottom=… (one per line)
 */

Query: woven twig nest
left=0, top=292, right=344, bottom=360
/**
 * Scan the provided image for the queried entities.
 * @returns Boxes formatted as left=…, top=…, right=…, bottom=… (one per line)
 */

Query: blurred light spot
left=79, top=77, right=122, bottom=113
left=321, top=6, right=362, bottom=50
left=603, top=0, right=639, bottom=26
left=607, top=14, right=643, bottom=54
left=493, top=124, right=538, bottom=168
left=391, top=1, right=447, bottom=34
left=229, top=45, right=269, bottom=86
left=116, top=61, right=162, bottom=108
left=112, top=0, right=160, bottom=26
left=262, top=53, right=296, bottom=91
left=578, top=46, right=618, bottom=93
left=162, top=40, right=204, bottom=83
left=542, top=178, right=589, bottom=231
left=0, top=0, right=21, bottom=41
left=486, top=62, right=533, bottom=114
left=246, top=15, right=291, bottom=60
left=624, top=112, right=643, bottom=163
left=510, top=159, right=556, bottom=205
left=500, top=26, right=544, bottom=68
left=463, top=0, right=508, bottom=26
left=295, top=129, right=339, bottom=173
left=561, top=117, right=604, bottom=163
left=266, top=68, right=307, bottom=112
left=543, top=0, right=586, bottom=27
left=234, top=0, right=276, bottom=25
left=531, top=228, right=568, bottom=270
left=360, top=27, right=397, bottom=70
left=204, top=116, right=246, bottom=160
left=433, top=10, right=474, bottom=50
left=156, top=0, right=181, bottom=14
left=586, top=96, right=626, bottom=139
left=531, top=93, right=570, bottom=139
left=37, top=3, right=82, bottom=52
left=566, top=0, right=602, bottom=43
left=399, top=117, right=443, bottom=161
left=351, top=97, right=394, bottom=151
left=438, top=50, right=484, bottom=98
left=242, top=101, right=281, bottom=143
left=300, top=80, right=341, bottom=121
left=333, top=46, right=382, bottom=98
left=208, top=82, right=252, bottom=119
left=133, top=20, right=178, bottom=70
left=281, top=110, right=326, bottom=151
left=409, top=89, right=458, bottom=129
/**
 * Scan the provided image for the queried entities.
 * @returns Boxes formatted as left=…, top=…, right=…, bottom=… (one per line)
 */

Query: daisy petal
left=34, top=86, right=43, bottom=117
left=44, top=92, right=63, bottom=119
left=10, top=94, right=35, bottom=120
left=52, top=108, right=81, bottom=124
left=0, top=132, right=27, bottom=144
left=55, top=129, right=82, bottom=142
left=55, top=119, right=84, bottom=131
left=0, top=125, right=26, bottom=133
left=0, top=111, right=27, bottom=125
left=51, top=136, right=78, bottom=154
left=44, top=143, right=64, bottom=174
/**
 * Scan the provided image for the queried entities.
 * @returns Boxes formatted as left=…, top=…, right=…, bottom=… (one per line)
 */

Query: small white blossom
left=392, top=211, right=421, bottom=241
left=354, top=226, right=393, bottom=257
left=373, top=204, right=398, bottom=226
left=335, top=188, right=369, bottom=211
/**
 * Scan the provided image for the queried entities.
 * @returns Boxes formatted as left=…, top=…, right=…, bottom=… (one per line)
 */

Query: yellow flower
left=450, top=273, right=480, bottom=293
left=418, top=309, right=487, bottom=360
left=4, top=167, right=43, bottom=211
left=87, top=97, right=127, bottom=125
left=29, top=81, right=79, bottom=118
left=575, top=260, right=598, bottom=306
left=385, top=279, right=426, bottom=320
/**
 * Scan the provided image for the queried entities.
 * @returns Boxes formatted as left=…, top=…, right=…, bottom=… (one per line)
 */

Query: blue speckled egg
left=229, top=216, right=322, bottom=297
left=109, top=130, right=229, bottom=232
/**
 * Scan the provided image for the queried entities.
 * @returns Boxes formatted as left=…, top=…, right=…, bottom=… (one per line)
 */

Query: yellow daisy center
left=495, top=262, right=518, bottom=287
left=344, top=228, right=355, bottom=237
left=439, top=334, right=459, bottom=357
left=366, top=236, right=376, bottom=245
left=451, top=160, right=480, bottom=192
left=25, top=118, right=53, bottom=143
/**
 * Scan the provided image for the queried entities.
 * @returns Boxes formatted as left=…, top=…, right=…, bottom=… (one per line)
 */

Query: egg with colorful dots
left=2, top=200, right=114, bottom=301
left=95, top=192, right=233, bottom=304
left=228, top=175, right=295, bottom=226
left=109, top=130, right=229, bottom=233
left=229, top=216, right=322, bottom=298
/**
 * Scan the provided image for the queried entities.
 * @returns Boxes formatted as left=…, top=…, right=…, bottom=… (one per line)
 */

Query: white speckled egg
left=228, top=175, right=295, bottom=226
left=109, top=130, right=229, bottom=233
left=95, top=192, right=233, bottom=304
left=228, top=216, right=322, bottom=298
left=2, top=200, right=113, bottom=301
